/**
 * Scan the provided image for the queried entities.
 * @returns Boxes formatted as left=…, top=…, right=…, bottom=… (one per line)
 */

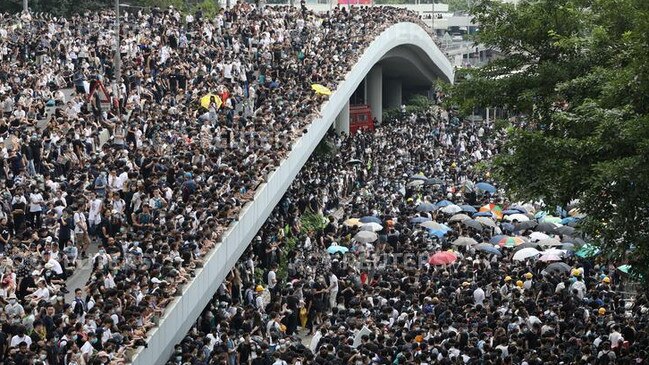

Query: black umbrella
left=515, top=221, right=537, bottom=231
left=512, top=242, right=539, bottom=252
left=424, top=178, right=444, bottom=186
left=546, top=262, right=572, bottom=274
left=556, top=226, right=576, bottom=236
left=461, top=219, right=483, bottom=231
left=536, top=222, right=558, bottom=234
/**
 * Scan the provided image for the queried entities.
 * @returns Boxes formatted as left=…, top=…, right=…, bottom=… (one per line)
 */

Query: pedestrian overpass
left=131, top=22, right=453, bottom=365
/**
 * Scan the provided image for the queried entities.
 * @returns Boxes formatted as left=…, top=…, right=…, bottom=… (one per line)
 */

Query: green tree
left=445, top=0, right=649, bottom=286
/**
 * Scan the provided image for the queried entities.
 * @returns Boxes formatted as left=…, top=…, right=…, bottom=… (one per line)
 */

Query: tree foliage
left=445, top=0, right=649, bottom=286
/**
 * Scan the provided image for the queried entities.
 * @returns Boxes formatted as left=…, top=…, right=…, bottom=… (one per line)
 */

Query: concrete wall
left=130, top=22, right=453, bottom=365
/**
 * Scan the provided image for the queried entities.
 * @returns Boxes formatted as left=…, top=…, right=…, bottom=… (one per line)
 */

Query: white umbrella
left=528, top=232, right=549, bottom=242
left=476, top=216, right=497, bottom=228
left=354, top=231, right=378, bottom=243
left=449, top=213, right=471, bottom=222
left=539, top=253, right=562, bottom=262
left=360, top=222, right=383, bottom=232
left=543, top=248, right=567, bottom=256
left=504, top=213, right=530, bottom=222
left=452, top=237, right=478, bottom=246
left=440, top=204, right=462, bottom=214
left=407, top=180, right=424, bottom=187
left=420, top=221, right=447, bottom=231
left=513, top=247, right=541, bottom=261
left=537, top=238, right=562, bottom=247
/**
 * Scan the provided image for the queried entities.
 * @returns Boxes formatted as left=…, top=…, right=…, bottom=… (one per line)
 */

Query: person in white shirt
left=473, top=285, right=485, bottom=307
left=87, top=192, right=103, bottom=231
left=28, top=187, right=44, bottom=227
left=328, top=273, right=339, bottom=311
left=10, top=328, right=32, bottom=348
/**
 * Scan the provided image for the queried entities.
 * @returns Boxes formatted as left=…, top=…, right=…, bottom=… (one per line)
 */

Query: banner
left=337, top=0, right=372, bottom=4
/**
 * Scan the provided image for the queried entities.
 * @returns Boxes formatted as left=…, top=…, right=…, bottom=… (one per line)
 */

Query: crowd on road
left=174, top=105, right=648, bottom=365
left=0, top=3, right=429, bottom=364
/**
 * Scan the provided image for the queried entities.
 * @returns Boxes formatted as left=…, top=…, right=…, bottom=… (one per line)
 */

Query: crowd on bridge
left=172, top=105, right=647, bottom=365
left=0, top=2, right=430, bottom=364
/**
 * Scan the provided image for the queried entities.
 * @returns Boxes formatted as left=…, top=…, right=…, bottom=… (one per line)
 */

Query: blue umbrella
left=560, top=217, right=579, bottom=225
left=472, top=212, right=493, bottom=218
left=489, top=234, right=508, bottom=244
left=416, top=202, right=436, bottom=212
left=501, top=222, right=516, bottom=233
left=435, top=200, right=454, bottom=208
left=429, top=229, right=448, bottom=238
left=475, top=182, right=497, bottom=193
left=475, top=243, right=502, bottom=257
left=460, top=205, right=477, bottom=213
left=410, top=216, right=432, bottom=223
left=327, top=245, right=349, bottom=254
left=360, top=216, right=382, bottom=224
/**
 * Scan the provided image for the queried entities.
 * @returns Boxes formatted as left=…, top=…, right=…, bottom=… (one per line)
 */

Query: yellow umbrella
left=311, top=84, right=332, bottom=96
left=343, top=218, right=361, bottom=227
left=200, top=93, right=222, bottom=109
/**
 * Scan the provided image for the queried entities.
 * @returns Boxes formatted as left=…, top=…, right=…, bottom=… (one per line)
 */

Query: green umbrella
left=575, top=244, right=600, bottom=258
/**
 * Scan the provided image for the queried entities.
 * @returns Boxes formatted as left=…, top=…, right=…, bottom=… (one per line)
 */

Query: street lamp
left=114, top=0, right=121, bottom=118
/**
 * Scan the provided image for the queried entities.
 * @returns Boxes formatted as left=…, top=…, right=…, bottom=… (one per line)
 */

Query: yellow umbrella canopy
left=200, top=93, right=222, bottom=109
left=311, top=83, right=332, bottom=95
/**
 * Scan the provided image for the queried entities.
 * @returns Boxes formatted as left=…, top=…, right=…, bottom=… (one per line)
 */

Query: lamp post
left=114, top=0, right=121, bottom=118
left=23, top=0, right=28, bottom=12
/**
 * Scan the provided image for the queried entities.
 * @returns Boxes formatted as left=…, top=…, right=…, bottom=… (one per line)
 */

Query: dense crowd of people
left=172, top=105, right=647, bottom=365
left=0, top=3, right=430, bottom=364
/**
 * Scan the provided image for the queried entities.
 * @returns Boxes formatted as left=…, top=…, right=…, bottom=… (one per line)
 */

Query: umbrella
left=537, top=238, right=562, bottom=247
left=489, top=234, right=508, bottom=244
left=502, top=209, right=522, bottom=216
left=360, top=222, right=383, bottom=232
left=425, top=178, right=444, bottom=185
left=546, top=262, right=572, bottom=274
left=510, top=205, right=530, bottom=214
left=475, top=182, right=497, bottom=193
left=513, top=247, right=541, bottom=261
left=428, top=251, right=458, bottom=265
left=346, top=159, right=363, bottom=165
left=528, top=232, right=550, bottom=242
left=452, top=237, right=478, bottom=246
left=575, top=244, right=600, bottom=258
left=504, top=213, right=530, bottom=222
left=513, top=242, right=539, bottom=251
left=407, top=180, right=425, bottom=187
left=561, top=242, right=575, bottom=250
left=473, top=212, right=494, bottom=218
left=420, top=221, right=448, bottom=231
left=359, top=216, right=381, bottom=224
left=435, top=200, right=454, bottom=208
left=449, top=214, right=471, bottom=222
left=479, top=204, right=503, bottom=219
left=410, top=216, right=432, bottom=224
left=416, top=202, right=436, bottom=212
left=410, top=174, right=428, bottom=181
left=354, top=231, right=378, bottom=243
left=311, top=83, right=332, bottom=95
left=200, top=93, right=222, bottom=109
left=475, top=243, right=502, bottom=257
left=461, top=219, right=483, bottom=231
left=475, top=216, right=497, bottom=228
left=541, top=215, right=563, bottom=224
left=460, top=205, right=477, bottom=213
left=617, top=264, right=632, bottom=274
left=429, top=229, right=449, bottom=238
left=515, top=221, right=538, bottom=231
left=440, top=204, right=462, bottom=214
left=343, top=218, right=361, bottom=227
left=462, top=181, right=475, bottom=192
left=535, top=222, right=558, bottom=234
left=539, top=253, right=562, bottom=262
left=555, top=226, right=576, bottom=236
left=498, top=236, right=526, bottom=248
left=327, top=245, right=349, bottom=254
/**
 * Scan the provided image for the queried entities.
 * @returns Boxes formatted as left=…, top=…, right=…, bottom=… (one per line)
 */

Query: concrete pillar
left=385, top=78, right=402, bottom=109
left=335, top=100, right=350, bottom=135
left=366, top=65, right=382, bottom=123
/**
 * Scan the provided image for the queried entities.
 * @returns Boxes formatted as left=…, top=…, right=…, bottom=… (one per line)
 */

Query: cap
left=151, top=278, right=162, bottom=284
left=602, top=277, right=610, bottom=284
left=524, top=272, right=533, bottom=279
left=255, top=285, right=264, bottom=292
left=462, top=281, right=470, bottom=287
left=504, top=276, right=512, bottom=282
left=598, top=307, right=606, bottom=315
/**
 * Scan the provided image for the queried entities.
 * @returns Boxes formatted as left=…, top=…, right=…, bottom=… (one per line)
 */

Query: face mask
left=40, top=354, right=48, bottom=360
left=9, top=299, right=16, bottom=304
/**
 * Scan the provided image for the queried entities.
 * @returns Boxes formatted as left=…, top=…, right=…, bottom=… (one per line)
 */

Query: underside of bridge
left=334, top=44, right=451, bottom=134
